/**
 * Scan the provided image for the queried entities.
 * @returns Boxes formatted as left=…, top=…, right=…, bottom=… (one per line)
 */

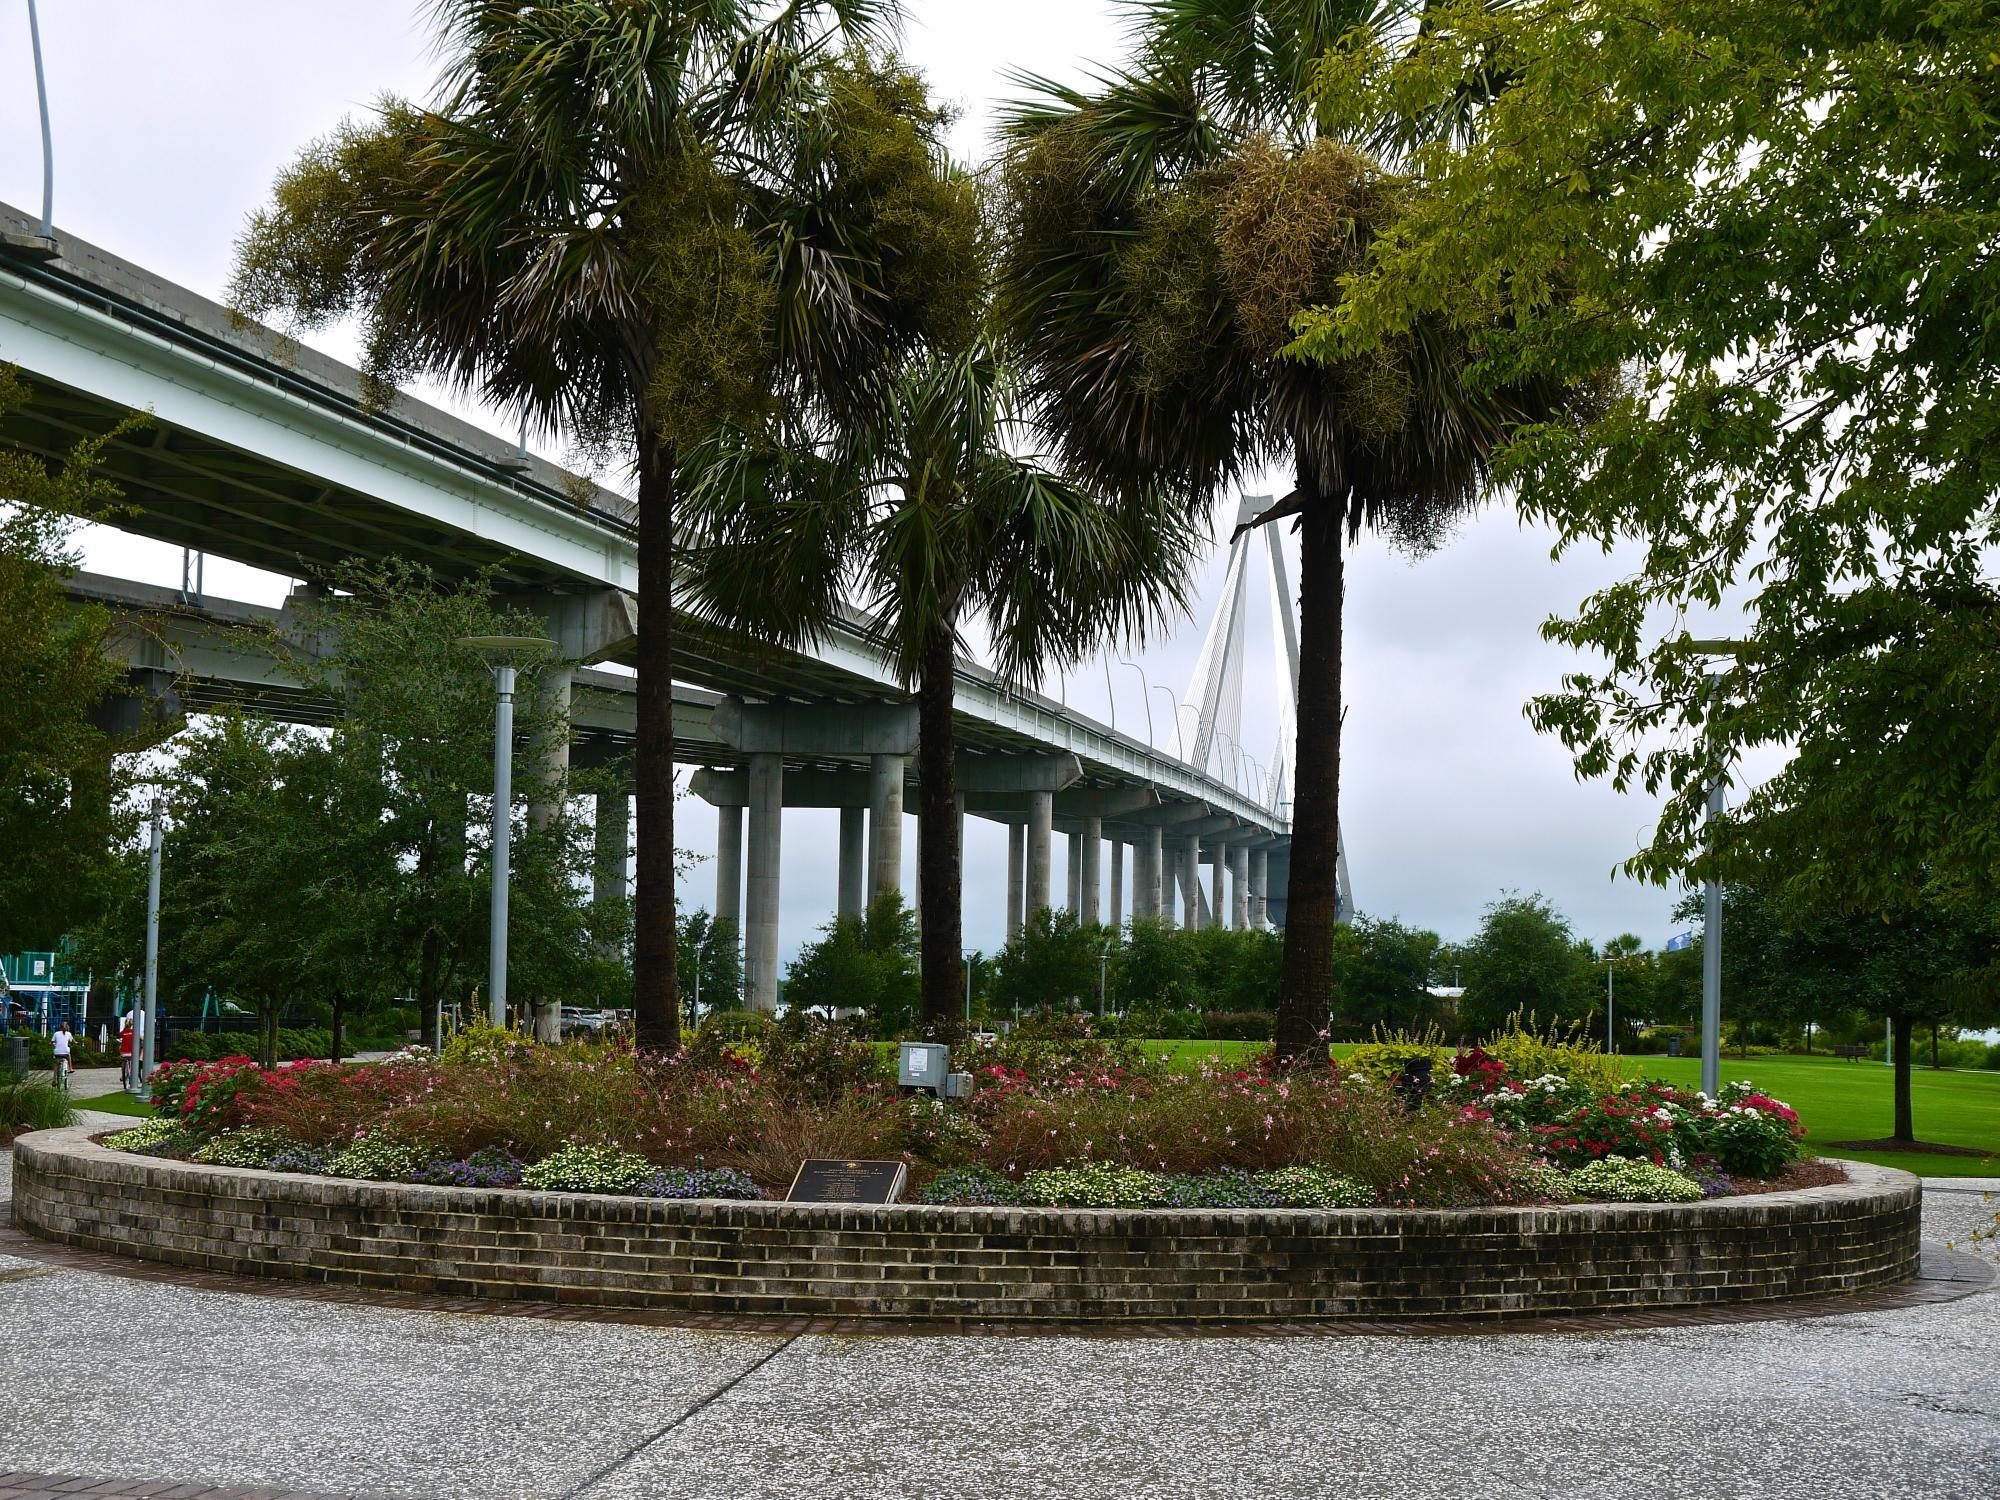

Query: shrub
left=1155, top=1169, right=1281, bottom=1207
left=410, top=1147, right=526, bottom=1188
left=756, top=1013, right=889, bottom=1102
left=917, top=1164, right=1031, bottom=1206
left=1257, top=1166, right=1373, bottom=1208
left=1478, top=1014, right=1631, bottom=1096
left=636, top=1165, right=760, bottom=1200
left=326, top=1136, right=428, bottom=1181
left=1022, top=1162, right=1164, bottom=1208
left=439, top=1022, right=534, bottom=1068
left=1345, top=1030, right=1449, bottom=1083
left=106, top=1117, right=187, bottom=1154
left=522, top=1143, right=653, bottom=1193
left=0, top=1078, right=76, bottom=1135
left=1568, top=1156, right=1703, bottom=1203
left=192, top=1129, right=295, bottom=1169
left=1701, top=1083, right=1804, bottom=1178
left=268, top=1144, right=337, bottom=1174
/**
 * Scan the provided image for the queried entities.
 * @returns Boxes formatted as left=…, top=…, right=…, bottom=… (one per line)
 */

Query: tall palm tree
left=678, top=344, right=1196, bottom=1029
left=230, top=2, right=972, bottom=1050
left=995, top=0, right=1578, bottom=1062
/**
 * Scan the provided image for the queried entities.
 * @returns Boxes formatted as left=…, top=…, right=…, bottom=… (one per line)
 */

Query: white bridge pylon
left=1177, top=494, right=1352, bottom=922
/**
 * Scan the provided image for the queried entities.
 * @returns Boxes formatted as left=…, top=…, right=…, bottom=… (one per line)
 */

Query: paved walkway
left=0, top=1166, right=1989, bottom=1500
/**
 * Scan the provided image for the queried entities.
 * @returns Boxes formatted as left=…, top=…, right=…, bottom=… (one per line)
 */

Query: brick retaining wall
left=12, top=1128, right=1922, bottom=1322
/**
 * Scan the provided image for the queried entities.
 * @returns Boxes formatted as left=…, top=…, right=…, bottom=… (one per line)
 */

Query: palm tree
left=678, top=344, right=1196, bottom=1029
left=230, top=2, right=973, bottom=1050
left=995, top=1, right=1578, bottom=1062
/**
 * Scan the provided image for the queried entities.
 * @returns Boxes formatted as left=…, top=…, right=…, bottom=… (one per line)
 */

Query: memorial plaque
left=786, top=1158, right=908, bottom=1204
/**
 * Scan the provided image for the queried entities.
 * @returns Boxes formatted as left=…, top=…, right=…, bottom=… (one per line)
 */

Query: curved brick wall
left=14, top=1128, right=1921, bottom=1322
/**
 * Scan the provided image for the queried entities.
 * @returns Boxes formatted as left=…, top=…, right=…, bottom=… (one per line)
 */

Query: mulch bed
left=1720, top=1159, right=1849, bottom=1196
left=1823, top=1137, right=1991, bottom=1157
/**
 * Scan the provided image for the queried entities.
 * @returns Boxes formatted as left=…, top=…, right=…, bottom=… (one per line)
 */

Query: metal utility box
left=898, top=1041, right=949, bottom=1092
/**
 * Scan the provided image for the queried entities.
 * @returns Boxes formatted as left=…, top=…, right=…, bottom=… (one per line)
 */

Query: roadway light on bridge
left=457, top=634, right=558, bottom=1030
left=1686, top=636, right=1759, bottom=1097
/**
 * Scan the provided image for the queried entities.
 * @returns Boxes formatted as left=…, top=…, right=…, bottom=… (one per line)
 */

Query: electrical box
left=942, top=1071, right=973, bottom=1101
left=898, top=1041, right=949, bottom=1092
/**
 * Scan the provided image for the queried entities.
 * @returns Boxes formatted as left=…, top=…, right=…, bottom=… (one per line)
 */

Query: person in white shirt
left=51, top=1021, right=72, bottom=1088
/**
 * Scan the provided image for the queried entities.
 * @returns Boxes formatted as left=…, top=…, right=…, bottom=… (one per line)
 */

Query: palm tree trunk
left=1275, top=492, right=1342, bottom=1065
left=917, top=629, right=963, bottom=1035
left=633, top=425, right=681, bottom=1053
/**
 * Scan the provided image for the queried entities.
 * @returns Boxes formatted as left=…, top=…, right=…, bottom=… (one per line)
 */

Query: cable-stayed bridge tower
left=1177, top=496, right=1351, bottom=923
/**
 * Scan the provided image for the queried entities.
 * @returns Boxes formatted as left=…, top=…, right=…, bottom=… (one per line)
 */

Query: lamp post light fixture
left=456, top=634, right=558, bottom=1029
left=1686, top=637, right=1758, bottom=1096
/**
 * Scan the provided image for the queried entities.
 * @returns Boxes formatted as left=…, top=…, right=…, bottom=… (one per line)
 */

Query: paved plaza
left=0, top=1106, right=1991, bottom=1500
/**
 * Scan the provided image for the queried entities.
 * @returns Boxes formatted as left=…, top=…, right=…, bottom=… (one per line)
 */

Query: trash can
left=4, top=1035, right=28, bottom=1079
left=1667, top=1035, right=1684, bottom=1058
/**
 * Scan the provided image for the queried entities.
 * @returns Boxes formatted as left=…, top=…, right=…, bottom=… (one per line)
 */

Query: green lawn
left=1138, top=1041, right=2000, bottom=1177
left=72, top=1090, right=154, bottom=1119
left=1632, top=1054, right=2000, bottom=1177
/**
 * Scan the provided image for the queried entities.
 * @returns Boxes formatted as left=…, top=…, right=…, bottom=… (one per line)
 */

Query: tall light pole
left=138, top=792, right=162, bottom=1094
left=1118, top=661, right=1153, bottom=746
left=27, top=0, right=55, bottom=243
left=457, top=635, right=556, bottom=1030
left=1688, top=638, right=1757, bottom=1096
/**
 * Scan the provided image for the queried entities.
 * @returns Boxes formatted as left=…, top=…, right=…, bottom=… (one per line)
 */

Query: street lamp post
left=457, top=635, right=557, bottom=1030
left=1118, top=661, right=1153, bottom=748
left=1688, top=638, right=1756, bottom=1096
left=138, top=793, right=162, bottom=1094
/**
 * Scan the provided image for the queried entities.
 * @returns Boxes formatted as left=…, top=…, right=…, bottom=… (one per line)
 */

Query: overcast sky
left=2, top=0, right=1714, bottom=960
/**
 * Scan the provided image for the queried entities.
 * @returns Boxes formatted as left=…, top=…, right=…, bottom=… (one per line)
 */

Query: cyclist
left=51, top=1020, right=73, bottom=1090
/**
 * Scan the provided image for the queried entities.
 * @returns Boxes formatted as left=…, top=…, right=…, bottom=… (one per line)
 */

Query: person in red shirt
left=118, top=1016, right=135, bottom=1091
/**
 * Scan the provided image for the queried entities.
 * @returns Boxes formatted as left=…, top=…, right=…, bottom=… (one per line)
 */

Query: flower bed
left=111, top=1020, right=1813, bottom=1212
left=13, top=1126, right=1922, bottom=1323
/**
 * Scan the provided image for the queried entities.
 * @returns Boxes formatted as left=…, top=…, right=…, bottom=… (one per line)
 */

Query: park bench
left=1831, top=1043, right=1870, bottom=1060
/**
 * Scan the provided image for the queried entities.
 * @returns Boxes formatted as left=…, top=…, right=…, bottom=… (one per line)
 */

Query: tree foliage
left=995, top=0, right=1588, bottom=1062
left=1298, top=0, right=2000, bottom=915
left=230, top=0, right=969, bottom=1051
left=782, top=892, right=920, bottom=1033
left=0, top=370, right=145, bottom=953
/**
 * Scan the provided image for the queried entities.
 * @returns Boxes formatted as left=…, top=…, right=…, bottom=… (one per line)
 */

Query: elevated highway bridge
left=4, top=203, right=1318, bottom=1005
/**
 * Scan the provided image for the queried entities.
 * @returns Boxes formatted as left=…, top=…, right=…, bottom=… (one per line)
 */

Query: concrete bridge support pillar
left=1081, top=819, right=1102, bottom=925
left=527, top=666, right=572, bottom=833
left=744, top=753, right=783, bottom=1012
left=1140, top=827, right=1164, bottom=919
left=1109, top=839, right=1124, bottom=928
left=715, top=803, right=743, bottom=937
left=592, top=788, right=630, bottom=955
left=1181, top=837, right=1202, bottom=930
left=869, top=753, right=905, bottom=901
left=838, top=806, right=866, bottom=919
left=1231, top=845, right=1250, bottom=929
left=1250, top=847, right=1269, bottom=928
left=1006, top=824, right=1025, bottom=941
left=1211, top=850, right=1226, bottom=932
left=1065, top=831, right=1082, bottom=916
left=1027, top=791, right=1054, bottom=916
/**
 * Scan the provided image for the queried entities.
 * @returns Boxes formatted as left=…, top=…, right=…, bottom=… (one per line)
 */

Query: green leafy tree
left=1330, top=915, right=1443, bottom=1037
left=782, top=892, right=919, bottom=1035
left=1457, top=892, right=1593, bottom=1037
left=0, top=369, right=147, bottom=953
left=231, top=1, right=959, bottom=1051
left=995, top=1, right=1581, bottom=1062
left=1298, top=0, right=2000, bottom=916
left=281, top=561, right=578, bottom=1044
left=1112, top=916, right=1200, bottom=1014
left=989, top=909, right=1114, bottom=1020
left=144, top=716, right=398, bottom=1068
left=677, top=908, right=743, bottom=1015
left=682, top=340, right=1191, bottom=1032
